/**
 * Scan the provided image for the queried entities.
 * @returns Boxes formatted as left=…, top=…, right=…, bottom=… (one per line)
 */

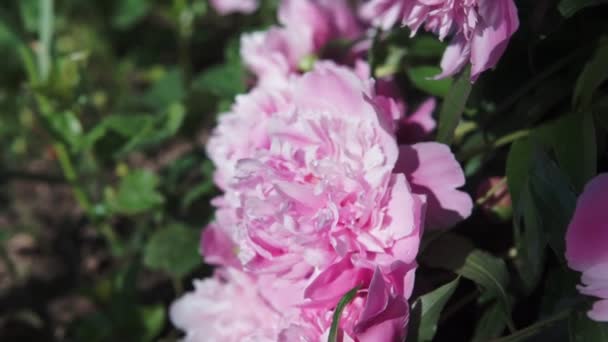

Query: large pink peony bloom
left=210, top=0, right=258, bottom=15
left=241, top=0, right=362, bottom=87
left=170, top=268, right=286, bottom=342
left=202, top=62, right=471, bottom=339
left=566, top=173, right=608, bottom=322
left=360, top=0, right=519, bottom=81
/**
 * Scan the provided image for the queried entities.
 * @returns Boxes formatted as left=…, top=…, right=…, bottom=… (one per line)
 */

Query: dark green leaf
left=143, top=69, right=185, bottom=109
left=112, top=0, right=150, bottom=29
left=436, top=67, right=472, bottom=145
left=408, top=66, right=453, bottom=97
left=513, top=186, right=546, bottom=294
left=143, top=224, right=201, bottom=278
left=473, top=301, right=508, bottom=342
left=18, top=0, right=39, bottom=33
left=569, top=310, right=608, bottom=342
left=423, top=234, right=512, bottom=324
left=558, top=0, right=608, bottom=18
left=193, top=62, right=246, bottom=100
left=528, top=146, right=577, bottom=259
left=551, top=112, right=597, bottom=192
left=118, top=104, right=186, bottom=155
left=328, top=286, right=360, bottom=342
left=573, top=37, right=608, bottom=108
left=506, top=138, right=532, bottom=207
left=540, top=268, right=580, bottom=317
left=414, top=278, right=460, bottom=342
left=109, top=170, right=164, bottom=215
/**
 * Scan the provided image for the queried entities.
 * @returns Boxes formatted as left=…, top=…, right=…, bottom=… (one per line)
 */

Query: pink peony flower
left=566, top=173, right=608, bottom=322
left=210, top=0, right=259, bottom=15
left=360, top=0, right=519, bottom=81
left=201, top=63, right=471, bottom=339
left=170, top=268, right=286, bottom=342
left=210, top=62, right=425, bottom=278
left=241, top=0, right=362, bottom=87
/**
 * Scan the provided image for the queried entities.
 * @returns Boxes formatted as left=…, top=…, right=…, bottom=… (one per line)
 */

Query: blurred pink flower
left=566, top=173, right=608, bottom=322
left=241, top=0, right=362, bottom=87
left=360, top=0, right=519, bottom=81
left=210, top=0, right=259, bottom=15
left=170, top=268, right=286, bottom=342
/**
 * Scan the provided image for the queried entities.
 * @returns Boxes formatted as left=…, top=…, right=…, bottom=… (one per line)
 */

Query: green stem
left=458, top=129, right=530, bottom=162
left=54, top=143, right=92, bottom=214
left=476, top=178, right=508, bottom=207
left=490, top=310, right=571, bottom=342
left=38, top=0, right=54, bottom=82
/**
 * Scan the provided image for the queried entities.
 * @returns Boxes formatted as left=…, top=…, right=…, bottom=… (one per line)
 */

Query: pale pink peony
left=360, top=0, right=519, bottom=81
left=170, top=268, right=286, bottom=342
left=566, top=173, right=608, bottom=322
left=210, top=0, right=258, bottom=15
left=241, top=0, right=362, bottom=87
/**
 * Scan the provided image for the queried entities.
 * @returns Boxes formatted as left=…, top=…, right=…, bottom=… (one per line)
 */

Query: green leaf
left=551, top=112, right=597, bottom=192
left=558, top=0, right=608, bottom=17
left=328, top=286, right=360, bottom=342
left=112, top=0, right=150, bottom=29
left=412, top=278, right=460, bottom=342
left=143, top=69, right=185, bottom=109
left=118, top=104, right=186, bottom=155
left=423, top=233, right=512, bottom=326
left=573, top=37, right=608, bottom=108
left=46, top=111, right=83, bottom=149
left=540, top=268, right=580, bottom=317
left=473, top=301, right=508, bottom=342
left=143, top=224, right=201, bottom=278
left=528, top=146, right=577, bottom=259
left=513, top=186, right=546, bottom=294
left=409, top=36, right=446, bottom=58
left=193, top=62, right=246, bottom=100
left=408, top=66, right=453, bottom=97
left=569, top=310, right=608, bottom=342
left=436, top=67, right=472, bottom=145
left=139, top=304, right=165, bottom=342
left=18, top=0, right=39, bottom=33
left=506, top=137, right=532, bottom=207
left=109, top=170, right=164, bottom=215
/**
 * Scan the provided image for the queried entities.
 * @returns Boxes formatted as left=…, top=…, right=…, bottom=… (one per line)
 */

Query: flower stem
left=490, top=310, right=571, bottom=342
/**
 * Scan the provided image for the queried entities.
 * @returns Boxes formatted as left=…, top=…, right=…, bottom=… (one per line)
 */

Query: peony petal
left=566, top=174, right=608, bottom=271
left=588, top=300, right=608, bottom=322
left=395, top=142, right=473, bottom=229
left=470, top=0, right=519, bottom=81
left=201, top=224, right=240, bottom=268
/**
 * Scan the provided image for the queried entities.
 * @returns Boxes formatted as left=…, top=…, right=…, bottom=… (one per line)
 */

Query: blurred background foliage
left=0, top=0, right=279, bottom=340
left=0, top=0, right=607, bottom=341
